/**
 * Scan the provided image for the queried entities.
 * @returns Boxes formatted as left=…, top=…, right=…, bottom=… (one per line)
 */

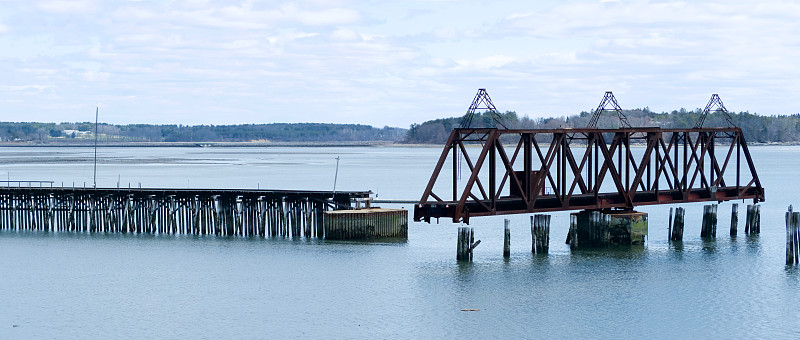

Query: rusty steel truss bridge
left=414, top=92, right=764, bottom=223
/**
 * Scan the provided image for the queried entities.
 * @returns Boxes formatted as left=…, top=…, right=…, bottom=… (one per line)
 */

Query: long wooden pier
left=0, top=187, right=370, bottom=238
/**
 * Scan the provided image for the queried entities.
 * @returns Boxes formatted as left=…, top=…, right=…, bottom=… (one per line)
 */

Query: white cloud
left=82, top=70, right=110, bottom=82
left=456, top=55, right=516, bottom=71
left=433, top=27, right=457, bottom=40
left=330, top=27, right=360, bottom=41
left=36, top=0, right=96, bottom=13
left=0, top=0, right=799, bottom=127
left=0, top=85, right=53, bottom=92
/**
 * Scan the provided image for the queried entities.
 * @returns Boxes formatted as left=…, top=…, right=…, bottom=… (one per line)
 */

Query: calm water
left=1, top=145, right=799, bottom=339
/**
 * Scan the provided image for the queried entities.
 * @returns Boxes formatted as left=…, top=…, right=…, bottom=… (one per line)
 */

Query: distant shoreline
left=0, top=141, right=403, bottom=148
left=0, top=141, right=795, bottom=148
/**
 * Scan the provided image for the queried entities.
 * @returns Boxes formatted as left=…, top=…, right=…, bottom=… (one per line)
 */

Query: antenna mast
left=93, top=107, right=98, bottom=188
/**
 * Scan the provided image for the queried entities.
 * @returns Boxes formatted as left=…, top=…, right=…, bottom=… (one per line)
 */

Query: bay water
left=0, top=145, right=798, bottom=339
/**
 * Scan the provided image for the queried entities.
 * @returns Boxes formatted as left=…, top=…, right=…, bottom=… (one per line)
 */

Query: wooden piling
left=457, top=227, right=469, bottom=261
left=531, top=214, right=550, bottom=254
left=730, top=203, right=738, bottom=237
left=755, top=204, right=761, bottom=234
left=456, top=226, right=479, bottom=261
left=712, top=204, right=717, bottom=237
left=670, top=207, right=685, bottom=242
left=668, top=207, right=673, bottom=241
left=701, top=205, right=709, bottom=238
left=469, top=228, right=478, bottom=261
left=701, top=204, right=718, bottom=238
left=568, top=214, right=578, bottom=250
left=503, top=219, right=510, bottom=258
left=787, top=212, right=800, bottom=264
left=745, top=204, right=753, bottom=234
left=786, top=206, right=800, bottom=266
left=745, top=204, right=761, bottom=235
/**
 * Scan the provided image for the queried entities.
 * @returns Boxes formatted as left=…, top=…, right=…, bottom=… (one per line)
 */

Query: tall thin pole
left=93, top=106, right=98, bottom=188
left=333, top=156, right=340, bottom=194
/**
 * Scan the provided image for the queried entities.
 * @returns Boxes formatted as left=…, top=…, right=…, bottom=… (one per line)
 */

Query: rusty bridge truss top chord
left=414, top=127, right=764, bottom=223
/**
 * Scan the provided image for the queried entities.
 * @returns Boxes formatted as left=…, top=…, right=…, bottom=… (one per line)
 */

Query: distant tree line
left=3, top=108, right=797, bottom=145
left=404, top=108, right=800, bottom=144
left=0, top=122, right=406, bottom=143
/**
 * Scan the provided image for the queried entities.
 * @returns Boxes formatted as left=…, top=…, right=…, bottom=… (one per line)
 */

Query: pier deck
left=0, top=187, right=371, bottom=238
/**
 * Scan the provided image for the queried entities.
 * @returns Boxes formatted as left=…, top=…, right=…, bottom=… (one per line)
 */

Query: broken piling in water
left=530, top=214, right=550, bottom=254
left=787, top=206, right=799, bottom=266
left=456, top=226, right=479, bottom=261
left=700, top=204, right=718, bottom=238
left=745, top=204, right=761, bottom=235
left=503, top=219, right=510, bottom=258
left=670, top=207, right=685, bottom=242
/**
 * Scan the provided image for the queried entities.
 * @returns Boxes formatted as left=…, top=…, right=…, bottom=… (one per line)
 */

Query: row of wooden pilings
left=458, top=204, right=765, bottom=261
left=0, top=190, right=364, bottom=239
left=669, top=203, right=761, bottom=241
left=457, top=215, right=550, bottom=261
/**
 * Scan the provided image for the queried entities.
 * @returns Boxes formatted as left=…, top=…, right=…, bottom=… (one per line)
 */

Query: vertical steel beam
left=489, top=138, right=496, bottom=210
left=524, top=133, right=532, bottom=200
left=452, top=135, right=458, bottom=201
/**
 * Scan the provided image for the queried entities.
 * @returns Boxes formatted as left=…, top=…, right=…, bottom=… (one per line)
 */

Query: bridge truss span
left=415, top=127, right=764, bottom=223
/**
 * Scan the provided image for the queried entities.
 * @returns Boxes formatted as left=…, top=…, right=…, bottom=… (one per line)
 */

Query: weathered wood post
left=469, top=228, right=475, bottom=261
left=745, top=204, right=754, bottom=234
left=568, top=214, right=578, bottom=250
left=503, top=219, right=510, bottom=258
left=531, top=214, right=551, bottom=254
left=668, top=207, right=673, bottom=241
left=795, top=211, right=800, bottom=265
left=670, top=207, right=685, bottom=242
left=787, top=206, right=796, bottom=265
left=745, top=204, right=751, bottom=234
left=457, top=227, right=480, bottom=261
left=457, top=227, right=469, bottom=261
left=730, top=203, right=738, bottom=236
left=700, top=204, right=718, bottom=238
left=711, top=204, right=717, bottom=237
left=755, top=204, right=761, bottom=234
left=700, top=205, right=709, bottom=238
left=531, top=215, right=536, bottom=253
left=543, top=215, right=550, bottom=253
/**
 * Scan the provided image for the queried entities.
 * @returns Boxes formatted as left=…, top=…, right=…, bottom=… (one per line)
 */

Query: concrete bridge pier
left=566, top=209, right=648, bottom=248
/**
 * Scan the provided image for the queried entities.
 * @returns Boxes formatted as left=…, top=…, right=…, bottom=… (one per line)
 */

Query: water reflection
left=456, top=260, right=475, bottom=276
left=568, top=245, right=646, bottom=261
left=784, top=264, right=799, bottom=279
left=668, top=241, right=686, bottom=264
left=700, top=238, right=717, bottom=253
left=728, top=235, right=739, bottom=253
left=745, top=234, right=761, bottom=255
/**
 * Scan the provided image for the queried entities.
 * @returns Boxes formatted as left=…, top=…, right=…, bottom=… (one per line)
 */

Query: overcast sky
left=1, top=0, right=799, bottom=127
